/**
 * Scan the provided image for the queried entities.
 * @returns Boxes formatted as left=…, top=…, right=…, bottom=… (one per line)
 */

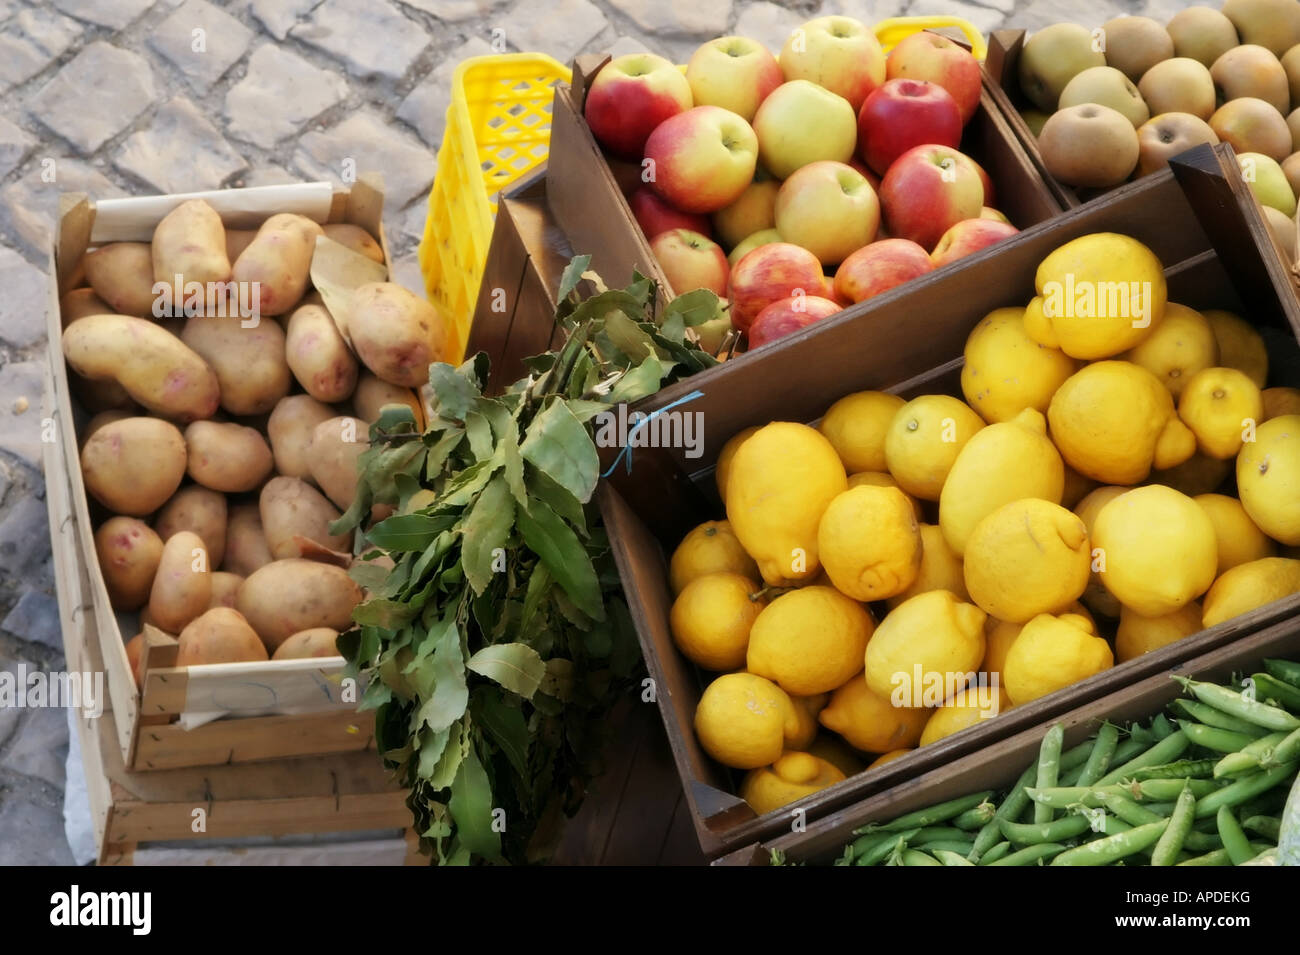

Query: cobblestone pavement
left=0, top=0, right=1186, bottom=864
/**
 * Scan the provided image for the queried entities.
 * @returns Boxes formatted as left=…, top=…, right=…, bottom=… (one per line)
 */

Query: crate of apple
left=582, top=17, right=1021, bottom=353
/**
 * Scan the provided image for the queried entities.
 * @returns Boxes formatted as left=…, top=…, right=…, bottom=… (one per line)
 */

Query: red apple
left=880, top=144, right=986, bottom=250
left=644, top=105, right=759, bottom=214
left=685, top=35, right=783, bottom=122
left=651, top=228, right=729, bottom=296
left=584, top=53, right=693, bottom=159
left=629, top=187, right=712, bottom=239
left=748, top=294, right=841, bottom=348
left=886, top=32, right=983, bottom=124
left=773, top=160, right=880, bottom=265
left=929, top=218, right=1020, bottom=267
left=833, top=238, right=934, bottom=303
left=847, top=156, right=881, bottom=191
left=779, top=15, right=886, bottom=111
left=728, top=242, right=828, bottom=332
left=857, top=79, right=963, bottom=175
left=979, top=206, right=1009, bottom=223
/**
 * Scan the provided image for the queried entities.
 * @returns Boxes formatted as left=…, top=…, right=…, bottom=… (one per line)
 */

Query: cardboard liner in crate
left=596, top=143, right=1300, bottom=857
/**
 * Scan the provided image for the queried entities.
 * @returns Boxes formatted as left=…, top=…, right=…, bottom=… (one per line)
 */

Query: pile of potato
left=61, top=197, right=449, bottom=686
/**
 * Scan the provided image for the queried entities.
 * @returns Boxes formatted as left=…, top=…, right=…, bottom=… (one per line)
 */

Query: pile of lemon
left=672, top=232, right=1300, bottom=817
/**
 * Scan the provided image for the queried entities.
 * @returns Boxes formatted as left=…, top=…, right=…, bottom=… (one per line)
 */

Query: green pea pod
left=1176, top=720, right=1259, bottom=754
left=976, top=840, right=1013, bottom=865
left=969, top=766, right=1035, bottom=861
left=1035, top=723, right=1065, bottom=825
left=1177, top=847, right=1232, bottom=866
left=1150, top=713, right=1176, bottom=740
left=1195, top=762, right=1299, bottom=819
left=1061, top=737, right=1100, bottom=772
left=1138, top=777, right=1223, bottom=800
left=1251, top=673, right=1300, bottom=712
left=1097, top=793, right=1220, bottom=851
left=1075, top=723, right=1120, bottom=788
left=1052, top=819, right=1169, bottom=866
left=1272, top=726, right=1300, bottom=766
left=916, top=840, right=977, bottom=855
left=1217, top=806, right=1254, bottom=865
left=901, top=849, right=942, bottom=866
left=1175, top=677, right=1300, bottom=732
left=952, top=801, right=996, bottom=831
left=1263, top=658, right=1300, bottom=691
left=1109, top=735, right=1154, bottom=767
left=998, top=813, right=1092, bottom=845
left=877, top=791, right=994, bottom=832
left=1213, top=731, right=1290, bottom=778
left=850, top=829, right=902, bottom=859
left=855, top=829, right=920, bottom=866
left=1151, top=780, right=1196, bottom=866
left=1130, top=759, right=1217, bottom=781
left=911, top=827, right=968, bottom=845
left=1169, top=699, right=1270, bottom=737
left=933, top=849, right=975, bottom=866
left=1242, top=815, right=1281, bottom=841
left=986, top=843, right=1067, bottom=866
left=1096, top=729, right=1190, bottom=785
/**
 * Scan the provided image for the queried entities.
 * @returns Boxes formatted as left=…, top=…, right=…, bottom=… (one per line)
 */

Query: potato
left=236, top=558, right=362, bottom=651
left=322, top=224, right=384, bottom=264
left=81, top=410, right=133, bottom=446
left=84, top=242, right=156, bottom=318
left=272, top=627, right=342, bottom=660
left=259, top=476, right=352, bottom=558
left=232, top=213, right=323, bottom=316
left=94, top=517, right=163, bottom=610
left=208, top=571, right=244, bottom=609
left=307, top=416, right=368, bottom=511
left=70, top=374, right=136, bottom=413
left=61, top=287, right=112, bottom=326
left=284, top=303, right=358, bottom=403
left=180, top=314, right=291, bottom=415
left=348, top=282, right=450, bottom=388
left=177, top=608, right=269, bottom=666
left=155, top=486, right=227, bottom=567
left=152, top=199, right=231, bottom=288
left=223, top=502, right=273, bottom=576
left=225, top=228, right=258, bottom=263
left=63, top=314, right=220, bottom=421
left=267, top=394, right=336, bottom=478
left=184, top=421, right=274, bottom=493
left=352, top=371, right=425, bottom=428
left=147, top=531, right=212, bottom=634
left=81, top=417, right=187, bottom=516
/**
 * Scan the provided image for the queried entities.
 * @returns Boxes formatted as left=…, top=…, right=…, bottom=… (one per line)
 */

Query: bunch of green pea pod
left=827, top=658, right=1300, bottom=867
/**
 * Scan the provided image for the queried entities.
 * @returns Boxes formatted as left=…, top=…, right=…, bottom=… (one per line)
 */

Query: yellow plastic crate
left=418, top=53, right=571, bottom=362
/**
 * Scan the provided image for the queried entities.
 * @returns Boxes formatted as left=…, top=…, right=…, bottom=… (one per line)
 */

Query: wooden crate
left=595, top=143, right=1300, bottom=857
left=46, top=179, right=392, bottom=772
left=718, top=614, right=1300, bottom=865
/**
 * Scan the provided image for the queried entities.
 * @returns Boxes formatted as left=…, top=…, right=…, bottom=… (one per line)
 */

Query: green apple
left=752, top=79, right=857, bottom=179
left=1018, top=22, right=1106, bottom=112
left=774, top=160, right=879, bottom=265
left=727, top=227, right=782, bottom=266
left=1238, top=151, right=1298, bottom=216
left=1059, top=66, right=1150, bottom=127
left=779, top=15, right=885, bottom=111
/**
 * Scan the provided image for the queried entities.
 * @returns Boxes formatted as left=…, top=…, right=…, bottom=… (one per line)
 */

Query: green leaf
left=440, top=456, right=501, bottom=508
left=501, top=417, right=527, bottom=508
left=368, top=513, right=456, bottom=552
left=519, top=398, right=600, bottom=504
left=526, top=466, right=587, bottom=535
left=472, top=690, right=531, bottom=780
left=353, top=598, right=418, bottom=630
left=414, top=619, right=469, bottom=734
left=450, top=748, right=502, bottom=861
left=373, top=403, right=418, bottom=433
left=607, top=352, right=670, bottom=404
left=417, top=727, right=451, bottom=781
left=428, top=363, right=480, bottom=421
left=425, top=427, right=466, bottom=479
left=661, top=288, right=721, bottom=328
left=517, top=499, right=605, bottom=621
left=461, top=474, right=515, bottom=595
left=464, top=410, right=495, bottom=461
left=466, top=642, right=546, bottom=699
left=348, top=560, right=390, bottom=592
left=601, top=308, right=659, bottom=360
left=430, top=718, right=466, bottom=790
left=558, top=254, right=592, bottom=301
left=517, top=562, right=551, bottom=639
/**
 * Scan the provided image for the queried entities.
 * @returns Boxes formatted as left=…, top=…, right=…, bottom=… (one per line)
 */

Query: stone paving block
left=733, top=1, right=804, bottom=53
left=0, top=116, right=35, bottom=180
left=51, top=0, right=153, bottom=30
left=608, top=0, right=733, bottom=37
left=0, top=159, right=123, bottom=259
left=0, top=660, right=22, bottom=751
left=234, top=163, right=302, bottom=188
left=1014, top=0, right=1127, bottom=29
left=0, top=790, right=75, bottom=865
left=0, top=494, right=52, bottom=580
left=0, top=359, right=46, bottom=459
left=818, top=0, right=913, bottom=20
left=294, top=110, right=436, bottom=209
left=224, top=43, right=349, bottom=149
left=2, top=589, right=61, bottom=651
left=396, top=36, right=495, bottom=149
left=116, top=96, right=248, bottom=194
left=0, top=8, right=82, bottom=89
left=404, top=0, right=507, bottom=20
left=0, top=256, right=48, bottom=351
left=148, top=0, right=255, bottom=94
left=247, top=0, right=320, bottom=40
left=906, top=0, right=1008, bottom=31
left=27, top=42, right=157, bottom=153
left=2, top=702, right=69, bottom=789
left=292, top=0, right=430, bottom=81
left=604, top=35, right=653, bottom=58
left=505, top=0, right=610, bottom=63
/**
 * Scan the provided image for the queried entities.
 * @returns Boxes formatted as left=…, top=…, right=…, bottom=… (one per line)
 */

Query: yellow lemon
left=1263, top=387, right=1300, bottom=421
left=939, top=408, right=1064, bottom=555
left=1003, top=612, right=1113, bottom=705
left=867, top=749, right=912, bottom=769
left=818, top=485, right=922, bottom=601
left=818, top=676, right=930, bottom=753
left=1194, top=493, right=1276, bottom=573
left=726, top=422, right=847, bottom=584
left=1150, top=451, right=1233, bottom=496
left=864, top=590, right=987, bottom=702
left=846, top=471, right=924, bottom=521
left=1178, top=367, right=1264, bottom=459
left=886, top=523, right=968, bottom=610
left=963, top=498, right=1091, bottom=623
left=1202, top=557, right=1300, bottom=627
left=788, top=693, right=828, bottom=750
left=1048, top=360, right=1196, bottom=484
left=1237, top=415, right=1300, bottom=545
left=669, top=572, right=766, bottom=671
left=807, top=735, right=868, bottom=776
left=818, top=390, right=906, bottom=473
left=669, top=520, right=759, bottom=594
left=919, top=683, right=1009, bottom=746
left=1061, top=463, right=1097, bottom=509
left=694, top=672, right=801, bottom=769
left=1122, top=302, right=1218, bottom=398
left=983, top=602, right=1095, bottom=679
left=961, top=306, right=1079, bottom=423
left=1204, top=309, right=1267, bottom=388
left=740, top=751, right=846, bottom=815
left=1023, top=233, right=1167, bottom=359
left=1074, top=485, right=1130, bottom=619
left=715, top=425, right=759, bottom=502
left=1115, top=602, right=1203, bottom=663
left=1093, top=484, right=1218, bottom=616
left=747, top=586, right=875, bottom=695
left=884, top=395, right=985, bottom=500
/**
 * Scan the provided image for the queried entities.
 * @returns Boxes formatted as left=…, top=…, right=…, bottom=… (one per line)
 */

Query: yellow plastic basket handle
left=874, top=16, right=988, bottom=61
